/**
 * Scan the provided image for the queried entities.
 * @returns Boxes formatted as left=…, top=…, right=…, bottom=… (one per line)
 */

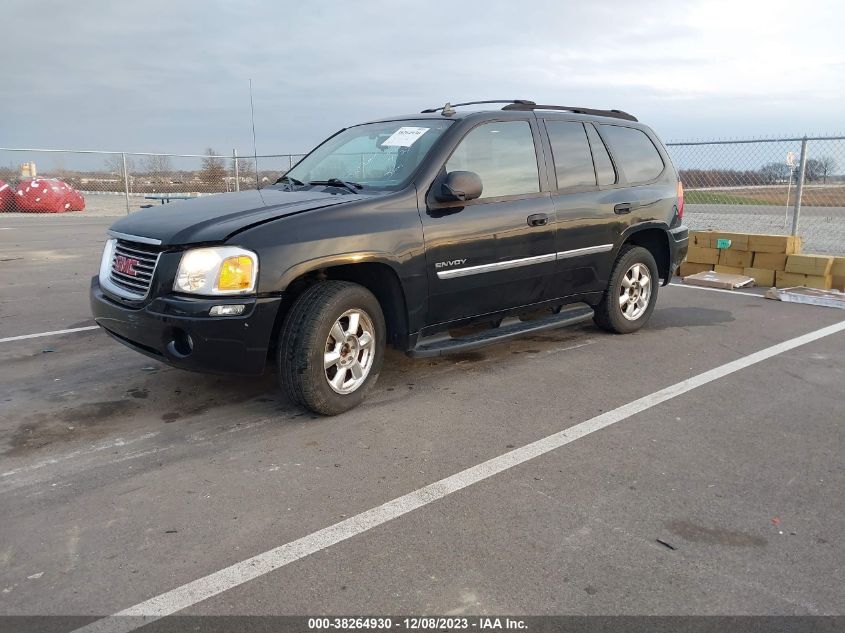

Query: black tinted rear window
left=545, top=121, right=596, bottom=189
left=585, top=124, right=616, bottom=186
left=599, top=125, right=664, bottom=183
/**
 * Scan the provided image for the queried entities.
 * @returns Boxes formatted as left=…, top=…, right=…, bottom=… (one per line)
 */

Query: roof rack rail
left=501, top=103, right=637, bottom=122
left=421, top=100, right=536, bottom=115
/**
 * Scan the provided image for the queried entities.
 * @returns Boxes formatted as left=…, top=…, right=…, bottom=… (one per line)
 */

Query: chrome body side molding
left=436, top=244, right=613, bottom=279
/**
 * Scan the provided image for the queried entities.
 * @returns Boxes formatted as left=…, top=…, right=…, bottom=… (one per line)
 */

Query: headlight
left=99, top=238, right=117, bottom=286
left=173, top=246, right=258, bottom=295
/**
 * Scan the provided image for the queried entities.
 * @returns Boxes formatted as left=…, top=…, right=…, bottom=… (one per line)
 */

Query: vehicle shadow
left=647, top=306, right=735, bottom=330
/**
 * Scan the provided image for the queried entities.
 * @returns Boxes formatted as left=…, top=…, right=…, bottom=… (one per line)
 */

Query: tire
left=278, top=280, right=385, bottom=416
left=593, top=245, right=659, bottom=334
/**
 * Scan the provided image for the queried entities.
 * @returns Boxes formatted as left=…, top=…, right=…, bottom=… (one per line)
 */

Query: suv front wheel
left=278, top=280, right=385, bottom=415
left=593, top=245, right=659, bottom=334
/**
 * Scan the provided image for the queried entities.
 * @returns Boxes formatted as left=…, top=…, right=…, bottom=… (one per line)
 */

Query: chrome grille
left=109, top=240, right=162, bottom=297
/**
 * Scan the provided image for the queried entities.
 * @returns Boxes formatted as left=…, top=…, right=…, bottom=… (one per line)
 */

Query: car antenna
left=249, top=79, right=265, bottom=202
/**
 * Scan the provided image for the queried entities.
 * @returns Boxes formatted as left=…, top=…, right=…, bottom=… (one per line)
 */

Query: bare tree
left=816, top=156, right=837, bottom=184
left=0, top=162, right=17, bottom=182
left=104, top=154, right=136, bottom=177
left=201, top=148, right=227, bottom=191
left=231, top=157, right=256, bottom=188
left=104, top=154, right=122, bottom=176
left=52, top=156, right=68, bottom=180
left=758, top=162, right=791, bottom=184
left=142, top=154, right=173, bottom=184
left=805, top=159, right=822, bottom=182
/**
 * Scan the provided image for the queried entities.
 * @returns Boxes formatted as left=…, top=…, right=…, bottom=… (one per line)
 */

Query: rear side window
left=599, top=125, right=664, bottom=183
left=446, top=121, right=540, bottom=199
left=545, top=121, right=596, bottom=189
left=585, top=124, right=617, bottom=186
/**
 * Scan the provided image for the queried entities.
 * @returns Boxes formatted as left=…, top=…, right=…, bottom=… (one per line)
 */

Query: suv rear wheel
left=278, top=280, right=385, bottom=415
left=593, top=245, right=659, bottom=334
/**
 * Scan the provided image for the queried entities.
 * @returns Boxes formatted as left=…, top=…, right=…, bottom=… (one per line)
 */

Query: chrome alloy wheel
left=324, top=309, right=376, bottom=394
left=619, top=263, right=652, bottom=321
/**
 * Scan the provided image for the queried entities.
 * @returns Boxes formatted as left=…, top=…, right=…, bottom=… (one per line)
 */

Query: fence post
left=121, top=152, right=130, bottom=215
left=790, top=137, right=809, bottom=236
left=233, top=148, right=240, bottom=192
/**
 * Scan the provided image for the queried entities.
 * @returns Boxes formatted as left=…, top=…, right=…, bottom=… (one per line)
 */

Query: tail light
left=676, top=180, right=684, bottom=219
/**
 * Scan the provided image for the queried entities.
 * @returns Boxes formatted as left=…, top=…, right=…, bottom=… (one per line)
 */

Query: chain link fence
left=0, top=148, right=305, bottom=216
left=1, top=137, right=843, bottom=253
left=665, top=135, right=845, bottom=254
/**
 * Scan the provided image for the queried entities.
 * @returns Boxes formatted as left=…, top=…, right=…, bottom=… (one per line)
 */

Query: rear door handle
left=527, top=213, right=549, bottom=227
left=614, top=203, right=632, bottom=215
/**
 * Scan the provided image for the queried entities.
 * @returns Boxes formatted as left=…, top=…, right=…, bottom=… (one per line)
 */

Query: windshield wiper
left=275, top=175, right=304, bottom=186
left=308, top=178, right=363, bottom=194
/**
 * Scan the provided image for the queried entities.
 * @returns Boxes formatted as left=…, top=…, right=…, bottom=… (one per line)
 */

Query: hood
left=107, top=188, right=377, bottom=246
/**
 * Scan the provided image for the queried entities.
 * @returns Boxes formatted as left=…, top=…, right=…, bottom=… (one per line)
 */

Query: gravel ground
left=685, top=204, right=845, bottom=254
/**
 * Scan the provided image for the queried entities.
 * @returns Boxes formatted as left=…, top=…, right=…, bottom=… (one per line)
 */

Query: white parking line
left=668, top=282, right=765, bottom=297
left=0, top=325, right=99, bottom=343
left=72, top=319, right=845, bottom=633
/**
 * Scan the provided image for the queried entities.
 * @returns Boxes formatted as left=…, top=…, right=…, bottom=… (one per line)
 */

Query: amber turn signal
left=217, top=256, right=255, bottom=291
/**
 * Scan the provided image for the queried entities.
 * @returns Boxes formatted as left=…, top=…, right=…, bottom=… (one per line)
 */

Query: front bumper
left=666, top=224, right=689, bottom=284
left=90, top=276, right=282, bottom=375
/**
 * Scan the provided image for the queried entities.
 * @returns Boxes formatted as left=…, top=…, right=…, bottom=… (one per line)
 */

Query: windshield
left=283, top=119, right=453, bottom=191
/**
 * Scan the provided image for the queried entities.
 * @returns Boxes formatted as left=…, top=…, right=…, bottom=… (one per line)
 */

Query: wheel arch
left=268, top=256, right=411, bottom=360
left=618, top=224, right=672, bottom=286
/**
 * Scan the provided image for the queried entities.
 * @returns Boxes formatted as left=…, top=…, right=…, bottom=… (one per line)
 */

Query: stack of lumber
left=680, top=231, right=844, bottom=290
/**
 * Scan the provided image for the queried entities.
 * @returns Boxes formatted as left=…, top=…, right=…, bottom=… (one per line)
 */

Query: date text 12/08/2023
left=307, top=617, right=528, bottom=630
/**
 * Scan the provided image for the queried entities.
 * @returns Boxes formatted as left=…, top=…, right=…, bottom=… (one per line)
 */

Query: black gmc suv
left=91, top=100, right=688, bottom=415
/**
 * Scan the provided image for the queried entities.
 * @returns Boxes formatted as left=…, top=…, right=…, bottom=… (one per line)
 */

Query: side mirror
left=435, top=171, right=483, bottom=203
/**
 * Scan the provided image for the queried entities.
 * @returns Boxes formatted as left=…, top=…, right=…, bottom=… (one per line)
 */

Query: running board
left=408, top=304, right=594, bottom=358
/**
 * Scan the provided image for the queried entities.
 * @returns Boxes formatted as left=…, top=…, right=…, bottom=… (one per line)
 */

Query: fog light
left=169, top=328, right=193, bottom=357
left=209, top=304, right=246, bottom=316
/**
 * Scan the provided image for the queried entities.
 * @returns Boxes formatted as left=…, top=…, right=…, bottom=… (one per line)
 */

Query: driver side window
left=445, top=121, right=540, bottom=199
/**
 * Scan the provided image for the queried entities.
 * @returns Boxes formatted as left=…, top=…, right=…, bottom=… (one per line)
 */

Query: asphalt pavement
left=1, top=216, right=843, bottom=631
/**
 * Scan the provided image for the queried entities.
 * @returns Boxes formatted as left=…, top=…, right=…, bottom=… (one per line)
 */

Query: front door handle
left=614, top=203, right=632, bottom=215
left=527, top=213, right=549, bottom=227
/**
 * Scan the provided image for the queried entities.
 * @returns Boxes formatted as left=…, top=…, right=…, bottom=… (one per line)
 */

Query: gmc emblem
left=114, top=255, right=139, bottom=276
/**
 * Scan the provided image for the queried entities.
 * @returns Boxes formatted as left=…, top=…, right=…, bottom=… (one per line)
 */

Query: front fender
left=277, top=251, right=405, bottom=289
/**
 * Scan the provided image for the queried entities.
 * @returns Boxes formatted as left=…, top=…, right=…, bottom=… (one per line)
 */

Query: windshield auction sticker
left=381, top=126, right=429, bottom=147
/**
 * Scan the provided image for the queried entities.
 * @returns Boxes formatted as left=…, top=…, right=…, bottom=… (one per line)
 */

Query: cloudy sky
left=2, top=0, right=843, bottom=156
